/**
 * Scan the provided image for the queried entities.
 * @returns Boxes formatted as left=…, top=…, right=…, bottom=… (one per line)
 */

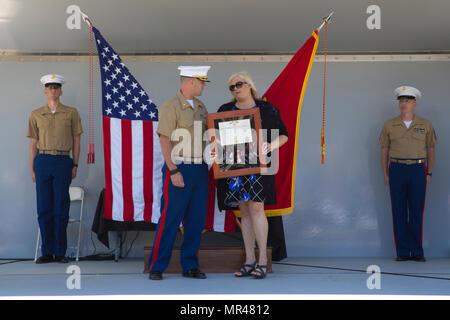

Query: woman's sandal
left=251, top=264, right=268, bottom=279
left=234, top=261, right=257, bottom=277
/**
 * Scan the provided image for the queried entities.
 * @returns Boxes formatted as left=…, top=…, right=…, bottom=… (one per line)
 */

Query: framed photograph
left=207, top=108, right=266, bottom=179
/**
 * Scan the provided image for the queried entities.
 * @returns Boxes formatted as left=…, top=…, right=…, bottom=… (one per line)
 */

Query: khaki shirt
left=27, top=103, right=83, bottom=152
left=157, top=92, right=208, bottom=162
left=378, top=115, right=437, bottom=159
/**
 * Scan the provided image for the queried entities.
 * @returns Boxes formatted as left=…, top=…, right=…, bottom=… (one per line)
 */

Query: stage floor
left=0, top=257, right=449, bottom=298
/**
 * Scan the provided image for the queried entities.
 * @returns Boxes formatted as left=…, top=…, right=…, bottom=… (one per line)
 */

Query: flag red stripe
left=224, top=210, right=236, bottom=233
left=143, top=121, right=154, bottom=221
left=121, top=119, right=134, bottom=221
left=102, top=116, right=113, bottom=220
left=149, top=167, right=170, bottom=272
left=205, top=169, right=216, bottom=230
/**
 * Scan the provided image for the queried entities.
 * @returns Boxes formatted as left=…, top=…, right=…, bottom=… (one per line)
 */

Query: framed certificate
left=207, top=108, right=266, bottom=179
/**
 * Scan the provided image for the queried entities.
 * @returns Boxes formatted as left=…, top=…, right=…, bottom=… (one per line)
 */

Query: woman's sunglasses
left=229, top=81, right=247, bottom=91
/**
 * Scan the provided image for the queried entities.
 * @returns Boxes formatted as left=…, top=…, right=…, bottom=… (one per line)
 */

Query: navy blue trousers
left=148, top=162, right=208, bottom=273
left=388, top=162, right=427, bottom=257
left=34, top=155, right=73, bottom=257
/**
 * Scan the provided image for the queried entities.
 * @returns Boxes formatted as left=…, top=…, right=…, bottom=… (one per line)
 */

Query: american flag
left=93, top=27, right=236, bottom=232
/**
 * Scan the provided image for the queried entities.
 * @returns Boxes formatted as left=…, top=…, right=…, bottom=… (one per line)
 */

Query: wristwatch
left=73, top=164, right=78, bottom=168
left=169, top=168, right=179, bottom=175
left=426, top=172, right=432, bottom=177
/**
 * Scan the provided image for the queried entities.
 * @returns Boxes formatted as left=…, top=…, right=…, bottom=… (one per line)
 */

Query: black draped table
left=91, top=188, right=287, bottom=261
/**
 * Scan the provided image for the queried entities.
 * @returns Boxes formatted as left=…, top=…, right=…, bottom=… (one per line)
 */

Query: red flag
left=228, top=31, right=319, bottom=218
left=262, top=31, right=319, bottom=216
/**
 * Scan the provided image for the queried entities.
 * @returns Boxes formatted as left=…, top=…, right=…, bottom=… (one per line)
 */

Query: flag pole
left=80, top=9, right=96, bottom=164
left=316, top=11, right=333, bottom=32
left=316, top=12, right=332, bottom=164
left=80, top=10, right=92, bottom=27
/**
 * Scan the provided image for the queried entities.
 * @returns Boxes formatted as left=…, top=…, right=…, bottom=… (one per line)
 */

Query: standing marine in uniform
left=148, top=66, right=211, bottom=280
left=379, top=86, right=437, bottom=262
left=27, top=74, right=83, bottom=264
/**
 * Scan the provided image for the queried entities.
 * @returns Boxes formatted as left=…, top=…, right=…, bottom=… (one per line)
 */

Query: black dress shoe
left=182, top=268, right=207, bottom=279
left=149, top=271, right=163, bottom=280
left=396, top=256, right=410, bottom=261
left=411, top=256, right=426, bottom=262
left=54, top=256, right=69, bottom=263
left=36, top=255, right=54, bottom=264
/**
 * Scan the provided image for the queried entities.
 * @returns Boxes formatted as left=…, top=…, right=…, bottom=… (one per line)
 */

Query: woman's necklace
left=235, top=100, right=256, bottom=109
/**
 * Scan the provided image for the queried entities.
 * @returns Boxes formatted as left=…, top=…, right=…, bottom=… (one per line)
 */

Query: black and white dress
left=216, top=100, right=288, bottom=210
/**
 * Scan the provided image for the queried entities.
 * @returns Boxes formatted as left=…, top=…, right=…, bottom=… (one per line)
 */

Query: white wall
left=0, top=57, right=448, bottom=258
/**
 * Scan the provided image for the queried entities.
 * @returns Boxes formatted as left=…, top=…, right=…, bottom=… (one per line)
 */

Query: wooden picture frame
left=207, top=108, right=266, bottom=179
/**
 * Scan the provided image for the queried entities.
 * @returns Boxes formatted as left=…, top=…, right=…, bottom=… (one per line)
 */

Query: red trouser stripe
left=421, top=163, right=428, bottom=244
left=148, top=167, right=170, bottom=272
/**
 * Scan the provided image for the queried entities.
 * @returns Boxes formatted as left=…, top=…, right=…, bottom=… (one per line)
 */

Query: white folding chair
left=34, top=186, right=85, bottom=262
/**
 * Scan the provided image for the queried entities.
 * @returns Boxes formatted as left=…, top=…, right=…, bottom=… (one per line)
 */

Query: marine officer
left=379, top=86, right=437, bottom=262
left=27, top=74, right=83, bottom=264
left=148, top=66, right=210, bottom=280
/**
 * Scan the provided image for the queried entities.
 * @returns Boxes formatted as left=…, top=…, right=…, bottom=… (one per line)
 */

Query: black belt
left=390, top=158, right=425, bottom=165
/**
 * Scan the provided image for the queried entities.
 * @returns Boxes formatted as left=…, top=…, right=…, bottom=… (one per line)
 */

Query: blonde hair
left=228, top=71, right=260, bottom=102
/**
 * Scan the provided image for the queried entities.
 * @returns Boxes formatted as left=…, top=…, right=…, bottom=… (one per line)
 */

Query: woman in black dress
left=215, top=71, right=288, bottom=279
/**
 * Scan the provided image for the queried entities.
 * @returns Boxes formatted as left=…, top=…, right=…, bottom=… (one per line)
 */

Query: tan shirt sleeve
left=426, top=123, right=437, bottom=148
left=157, top=103, right=177, bottom=138
left=26, top=112, right=39, bottom=139
left=72, top=109, right=83, bottom=136
left=378, top=122, right=390, bottom=148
